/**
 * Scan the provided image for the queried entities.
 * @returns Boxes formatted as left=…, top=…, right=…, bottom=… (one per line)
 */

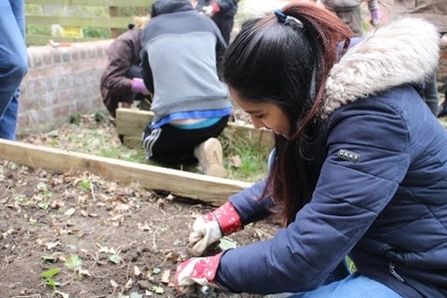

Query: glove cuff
left=212, top=201, right=242, bottom=236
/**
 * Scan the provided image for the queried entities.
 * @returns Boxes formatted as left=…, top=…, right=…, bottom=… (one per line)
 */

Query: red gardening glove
left=189, top=201, right=242, bottom=256
left=175, top=253, right=223, bottom=294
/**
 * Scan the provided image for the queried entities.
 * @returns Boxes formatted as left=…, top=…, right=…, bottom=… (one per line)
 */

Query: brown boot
left=194, top=138, right=227, bottom=178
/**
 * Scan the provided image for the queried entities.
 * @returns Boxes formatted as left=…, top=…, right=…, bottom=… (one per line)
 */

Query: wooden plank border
left=0, top=139, right=252, bottom=206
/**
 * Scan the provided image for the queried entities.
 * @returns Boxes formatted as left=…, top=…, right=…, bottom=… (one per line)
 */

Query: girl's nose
left=250, top=117, right=264, bottom=129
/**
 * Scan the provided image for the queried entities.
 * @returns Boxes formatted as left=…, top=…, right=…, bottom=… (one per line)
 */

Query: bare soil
left=5, top=100, right=444, bottom=298
left=0, top=114, right=279, bottom=298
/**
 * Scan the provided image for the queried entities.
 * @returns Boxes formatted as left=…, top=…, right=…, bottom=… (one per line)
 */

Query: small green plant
left=346, top=256, right=357, bottom=273
left=78, top=179, right=91, bottom=191
left=36, top=182, right=48, bottom=192
left=69, top=113, right=81, bottom=124
left=35, top=181, right=52, bottom=209
left=64, top=254, right=83, bottom=270
left=40, top=267, right=61, bottom=290
left=109, top=253, right=123, bottom=264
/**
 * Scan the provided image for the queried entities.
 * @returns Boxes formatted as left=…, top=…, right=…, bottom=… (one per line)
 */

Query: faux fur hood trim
left=322, top=17, right=440, bottom=118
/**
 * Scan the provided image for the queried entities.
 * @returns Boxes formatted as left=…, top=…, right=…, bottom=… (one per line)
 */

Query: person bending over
left=175, top=1, right=447, bottom=297
left=140, top=0, right=231, bottom=178
left=100, top=16, right=151, bottom=118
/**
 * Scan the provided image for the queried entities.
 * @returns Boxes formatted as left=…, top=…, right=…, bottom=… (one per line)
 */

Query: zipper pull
left=389, top=263, right=405, bottom=282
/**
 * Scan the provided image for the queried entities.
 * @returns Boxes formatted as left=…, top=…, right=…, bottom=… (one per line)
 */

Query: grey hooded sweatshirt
left=140, top=0, right=230, bottom=125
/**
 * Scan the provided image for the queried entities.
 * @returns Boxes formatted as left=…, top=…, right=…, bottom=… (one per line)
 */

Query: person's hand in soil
left=188, top=201, right=243, bottom=256
left=175, top=252, right=224, bottom=294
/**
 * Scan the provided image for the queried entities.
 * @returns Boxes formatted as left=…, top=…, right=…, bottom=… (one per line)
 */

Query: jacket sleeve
left=228, top=178, right=275, bottom=225
left=215, top=97, right=411, bottom=294
left=140, top=43, right=154, bottom=94
left=102, top=37, right=135, bottom=95
left=367, top=0, right=379, bottom=12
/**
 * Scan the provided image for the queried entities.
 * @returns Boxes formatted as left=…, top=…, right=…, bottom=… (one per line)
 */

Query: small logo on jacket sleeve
left=337, top=149, right=360, bottom=163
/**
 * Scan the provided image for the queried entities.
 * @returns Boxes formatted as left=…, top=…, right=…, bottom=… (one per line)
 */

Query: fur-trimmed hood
left=322, top=17, right=440, bottom=118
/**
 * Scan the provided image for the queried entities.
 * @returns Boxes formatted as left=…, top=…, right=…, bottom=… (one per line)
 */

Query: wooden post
left=109, top=6, right=118, bottom=38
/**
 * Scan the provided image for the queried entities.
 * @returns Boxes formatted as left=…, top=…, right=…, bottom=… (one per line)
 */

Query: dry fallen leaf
left=46, top=241, right=60, bottom=250
left=160, top=269, right=170, bottom=284
left=64, top=207, right=76, bottom=216
left=78, top=268, right=92, bottom=276
left=113, top=203, right=130, bottom=212
left=137, top=222, right=151, bottom=231
left=50, top=200, right=65, bottom=209
left=134, top=265, right=141, bottom=276
left=124, top=278, right=133, bottom=290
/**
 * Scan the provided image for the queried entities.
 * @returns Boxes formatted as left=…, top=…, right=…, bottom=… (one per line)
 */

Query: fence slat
left=25, top=0, right=155, bottom=45
left=26, top=15, right=133, bottom=29
left=26, top=0, right=151, bottom=7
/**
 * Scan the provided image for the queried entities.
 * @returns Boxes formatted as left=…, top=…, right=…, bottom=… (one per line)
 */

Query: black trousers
left=143, top=115, right=229, bottom=165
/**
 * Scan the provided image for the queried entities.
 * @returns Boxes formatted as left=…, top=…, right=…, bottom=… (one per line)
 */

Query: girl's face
left=230, top=88, right=291, bottom=138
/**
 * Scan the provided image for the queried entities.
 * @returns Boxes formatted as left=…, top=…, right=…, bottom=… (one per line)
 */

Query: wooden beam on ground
left=115, top=109, right=153, bottom=149
left=0, top=139, right=252, bottom=206
left=115, top=108, right=274, bottom=149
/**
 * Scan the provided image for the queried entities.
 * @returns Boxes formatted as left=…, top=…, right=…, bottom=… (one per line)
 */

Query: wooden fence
left=25, top=0, right=155, bottom=46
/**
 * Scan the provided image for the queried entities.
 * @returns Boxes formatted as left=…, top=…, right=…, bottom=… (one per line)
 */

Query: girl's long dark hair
left=222, top=0, right=352, bottom=224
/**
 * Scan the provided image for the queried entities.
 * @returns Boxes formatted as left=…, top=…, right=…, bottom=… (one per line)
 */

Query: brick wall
left=18, top=39, right=113, bottom=134
left=17, top=39, right=447, bottom=135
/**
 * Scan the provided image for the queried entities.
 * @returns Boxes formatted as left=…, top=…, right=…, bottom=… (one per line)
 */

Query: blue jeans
left=0, top=91, right=19, bottom=140
left=0, top=0, right=28, bottom=140
left=288, top=272, right=402, bottom=298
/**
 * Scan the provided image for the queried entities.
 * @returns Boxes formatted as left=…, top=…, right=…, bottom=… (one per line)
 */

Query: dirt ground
left=0, top=113, right=280, bottom=298
left=3, top=111, right=447, bottom=298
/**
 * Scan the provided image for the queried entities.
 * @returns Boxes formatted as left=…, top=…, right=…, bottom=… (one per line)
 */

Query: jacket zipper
left=389, top=262, right=405, bottom=282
